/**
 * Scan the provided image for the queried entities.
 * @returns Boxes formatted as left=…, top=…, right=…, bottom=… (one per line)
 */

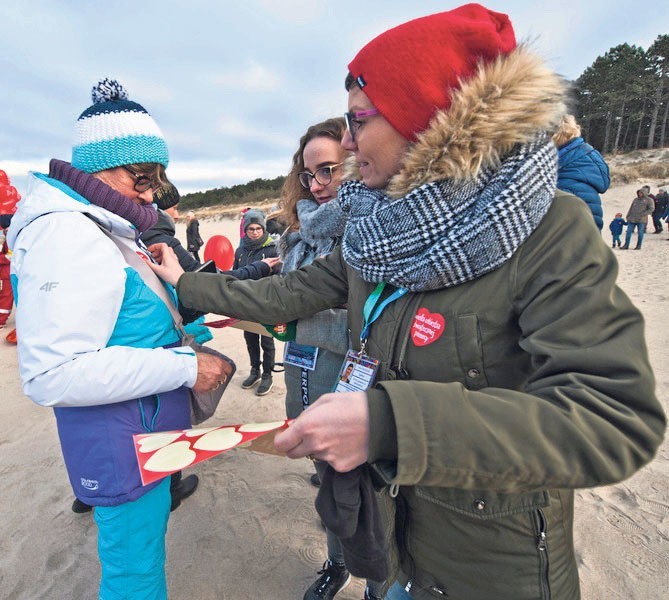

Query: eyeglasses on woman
left=298, top=163, right=344, bottom=189
left=123, top=166, right=154, bottom=193
left=344, top=109, right=379, bottom=143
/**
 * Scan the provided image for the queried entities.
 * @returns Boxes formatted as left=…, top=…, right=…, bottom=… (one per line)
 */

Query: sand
left=1, top=182, right=667, bottom=600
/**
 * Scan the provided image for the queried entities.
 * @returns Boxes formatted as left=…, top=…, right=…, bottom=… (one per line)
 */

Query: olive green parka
left=175, top=47, right=665, bottom=599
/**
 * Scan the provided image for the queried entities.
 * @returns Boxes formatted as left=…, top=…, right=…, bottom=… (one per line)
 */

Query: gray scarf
left=339, top=135, right=557, bottom=292
left=278, top=198, right=347, bottom=273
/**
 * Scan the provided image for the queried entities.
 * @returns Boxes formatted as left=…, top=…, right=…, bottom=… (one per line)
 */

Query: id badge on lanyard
left=333, top=282, right=407, bottom=393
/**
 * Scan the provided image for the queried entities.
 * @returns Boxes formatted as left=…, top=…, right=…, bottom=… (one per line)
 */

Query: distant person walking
left=553, top=114, right=610, bottom=231
left=608, top=212, right=626, bottom=248
left=186, top=211, right=204, bottom=261
left=622, top=189, right=655, bottom=249
left=651, top=186, right=667, bottom=233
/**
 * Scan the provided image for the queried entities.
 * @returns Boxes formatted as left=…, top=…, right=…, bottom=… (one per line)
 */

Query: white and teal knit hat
left=71, top=78, right=169, bottom=173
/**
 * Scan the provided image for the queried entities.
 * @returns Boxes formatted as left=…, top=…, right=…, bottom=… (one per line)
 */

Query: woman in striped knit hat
left=7, top=78, right=230, bottom=599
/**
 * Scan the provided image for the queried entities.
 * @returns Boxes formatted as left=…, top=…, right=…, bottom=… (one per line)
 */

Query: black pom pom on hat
left=91, top=78, right=129, bottom=104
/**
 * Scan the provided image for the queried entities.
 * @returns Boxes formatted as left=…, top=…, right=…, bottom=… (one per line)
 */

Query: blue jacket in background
left=609, top=217, right=626, bottom=236
left=556, top=137, right=610, bottom=230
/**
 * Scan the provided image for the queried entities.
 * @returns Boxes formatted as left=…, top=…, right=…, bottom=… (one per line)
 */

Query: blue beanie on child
left=71, top=78, right=169, bottom=173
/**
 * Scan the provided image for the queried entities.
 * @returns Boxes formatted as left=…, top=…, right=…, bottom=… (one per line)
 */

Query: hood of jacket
left=344, top=47, right=566, bottom=199
left=7, top=172, right=138, bottom=248
left=557, top=137, right=610, bottom=194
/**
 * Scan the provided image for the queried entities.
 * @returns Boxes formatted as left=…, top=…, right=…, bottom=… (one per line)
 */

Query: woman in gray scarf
left=272, top=117, right=383, bottom=600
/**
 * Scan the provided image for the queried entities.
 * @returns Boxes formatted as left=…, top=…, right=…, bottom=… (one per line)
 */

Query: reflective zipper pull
left=536, top=509, right=547, bottom=551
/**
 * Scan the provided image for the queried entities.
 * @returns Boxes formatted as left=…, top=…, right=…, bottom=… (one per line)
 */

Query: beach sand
left=1, top=182, right=667, bottom=599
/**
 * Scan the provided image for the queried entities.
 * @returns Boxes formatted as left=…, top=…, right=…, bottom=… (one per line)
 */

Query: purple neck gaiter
left=48, top=159, right=158, bottom=233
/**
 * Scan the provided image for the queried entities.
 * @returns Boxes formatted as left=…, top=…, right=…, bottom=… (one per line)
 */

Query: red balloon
left=0, top=185, right=20, bottom=214
left=0, top=170, right=9, bottom=186
left=203, top=235, right=234, bottom=271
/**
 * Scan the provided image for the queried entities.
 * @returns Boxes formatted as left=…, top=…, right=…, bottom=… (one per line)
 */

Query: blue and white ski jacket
left=7, top=173, right=198, bottom=506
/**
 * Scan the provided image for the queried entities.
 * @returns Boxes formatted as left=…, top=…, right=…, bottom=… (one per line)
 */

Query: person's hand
left=274, top=392, right=370, bottom=472
left=192, top=352, right=233, bottom=393
left=147, top=243, right=185, bottom=286
left=262, top=256, right=281, bottom=272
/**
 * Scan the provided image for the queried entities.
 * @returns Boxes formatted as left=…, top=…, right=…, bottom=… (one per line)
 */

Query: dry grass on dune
left=177, top=198, right=280, bottom=223
left=606, top=147, right=669, bottom=185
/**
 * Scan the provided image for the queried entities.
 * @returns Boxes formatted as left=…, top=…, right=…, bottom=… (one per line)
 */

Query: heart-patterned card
left=133, top=420, right=289, bottom=485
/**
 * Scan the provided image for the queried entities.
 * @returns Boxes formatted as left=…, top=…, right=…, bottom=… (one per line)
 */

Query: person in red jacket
left=0, top=214, right=13, bottom=329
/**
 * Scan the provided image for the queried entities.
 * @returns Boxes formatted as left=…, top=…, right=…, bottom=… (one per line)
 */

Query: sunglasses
left=344, top=109, right=379, bottom=143
left=298, top=163, right=344, bottom=189
left=123, top=166, right=154, bottom=193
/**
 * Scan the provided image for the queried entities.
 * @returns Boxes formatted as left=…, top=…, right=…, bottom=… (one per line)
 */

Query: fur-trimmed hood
left=344, top=46, right=566, bottom=199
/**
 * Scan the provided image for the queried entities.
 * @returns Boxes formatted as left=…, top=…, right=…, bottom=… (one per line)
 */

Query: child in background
left=609, top=212, right=626, bottom=248
left=234, top=210, right=279, bottom=395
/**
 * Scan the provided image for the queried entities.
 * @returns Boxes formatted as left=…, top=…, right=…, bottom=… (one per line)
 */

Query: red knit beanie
left=347, top=3, right=517, bottom=141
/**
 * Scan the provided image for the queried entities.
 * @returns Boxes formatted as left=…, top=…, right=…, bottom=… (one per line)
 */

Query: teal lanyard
left=360, top=282, right=407, bottom=353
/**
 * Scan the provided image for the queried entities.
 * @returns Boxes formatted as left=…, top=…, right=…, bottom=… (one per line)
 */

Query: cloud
left=214, top=115, right=295, bottom=149
left=210, top=59, right=281, bottom=92
left=254, top=0, right=326, bottom=24
left=168, top=158, right=290, bottom=195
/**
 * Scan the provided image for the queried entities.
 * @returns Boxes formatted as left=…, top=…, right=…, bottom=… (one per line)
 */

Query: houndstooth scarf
left=339, top=135, right=558, bottom=292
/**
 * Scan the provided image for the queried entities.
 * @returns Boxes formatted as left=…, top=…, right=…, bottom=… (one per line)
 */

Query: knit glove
left=184, top=316, right=214, bottom=344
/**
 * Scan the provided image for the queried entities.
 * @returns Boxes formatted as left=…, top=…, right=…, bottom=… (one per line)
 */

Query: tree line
left=179, top=175, right=285, bottom=210
left=181, top=34, right=667, bottom=208
left=575, top=34, right=668, bottom=154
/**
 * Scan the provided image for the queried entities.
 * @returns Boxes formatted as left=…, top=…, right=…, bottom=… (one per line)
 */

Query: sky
left=1, top=0, right=668, bottom=197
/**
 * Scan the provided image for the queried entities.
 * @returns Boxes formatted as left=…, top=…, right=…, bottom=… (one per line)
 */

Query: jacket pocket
left=454, top=314, right=488, bottom=390
left=408, top=487, right=554, bottom=598
left=415, top=485, right=549, bottom=519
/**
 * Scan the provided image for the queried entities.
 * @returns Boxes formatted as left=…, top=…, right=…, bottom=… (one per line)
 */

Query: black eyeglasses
left=344, top=109, right=379, bottom=143
left=123, top=166, right=153, bottom=193
left=298, top=163, right=344, bottom=189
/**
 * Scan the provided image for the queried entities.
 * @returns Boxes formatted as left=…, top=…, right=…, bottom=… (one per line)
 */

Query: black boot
left=72, top=498, right=92, bottom=514
left=303, top=560, right=351, bottom=600
left=255, top=372, right=273, bottom=396
left=170, top=471, right=199, bottom=512
left=241, top=367, right=261, bottom=389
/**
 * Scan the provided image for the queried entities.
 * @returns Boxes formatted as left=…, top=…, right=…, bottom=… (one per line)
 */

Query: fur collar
left=344, top=47, right=566, bottom=199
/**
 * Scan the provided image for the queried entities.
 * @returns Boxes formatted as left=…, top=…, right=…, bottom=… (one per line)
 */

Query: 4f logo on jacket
left=40, top=281, right=59, bottom=292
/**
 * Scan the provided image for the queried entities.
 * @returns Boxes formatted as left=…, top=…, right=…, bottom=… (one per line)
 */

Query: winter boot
left=303, top=560, right=351, bottom=600
left=241, top=367, right=261, bottom=389
left=256, top=372, right=273, bottom=396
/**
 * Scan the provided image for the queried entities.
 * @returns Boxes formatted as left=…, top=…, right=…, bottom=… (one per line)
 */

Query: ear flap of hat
left=154, top=182, right=180, bottom=210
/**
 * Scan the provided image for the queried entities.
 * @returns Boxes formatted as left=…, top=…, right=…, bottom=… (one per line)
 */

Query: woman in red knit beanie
left=150, top=4, right=664, bottom=599
left=278, top=4, right=662, bottom=598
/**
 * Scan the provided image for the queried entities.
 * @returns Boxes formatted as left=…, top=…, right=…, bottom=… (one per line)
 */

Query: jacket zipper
left=534, top=508, right=551, bottom=599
